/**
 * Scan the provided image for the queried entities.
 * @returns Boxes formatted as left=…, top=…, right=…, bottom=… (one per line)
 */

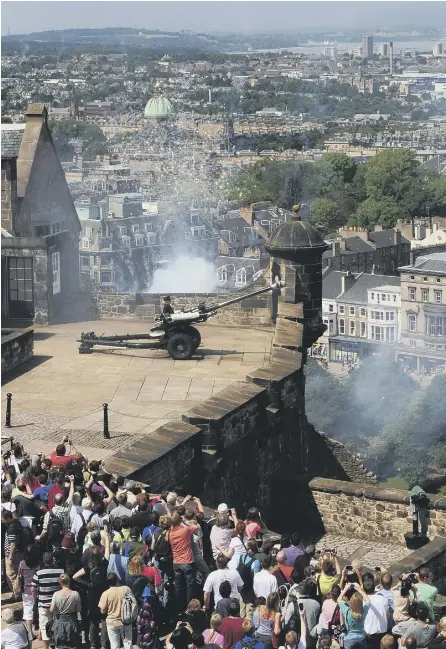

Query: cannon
left=77, top=280, right=284, bottom=361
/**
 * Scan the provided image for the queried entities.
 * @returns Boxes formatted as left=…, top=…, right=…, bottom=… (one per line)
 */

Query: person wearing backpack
left=36, top=476, right=75, bottom=549
left=319, top=586, right=341, bottom=636
left=234, top=619, right=265, bottom=649
left=99, top=572, right=136, bottom=649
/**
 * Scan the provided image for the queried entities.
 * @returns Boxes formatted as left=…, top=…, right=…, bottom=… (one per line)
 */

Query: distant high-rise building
left=324, top=45, right=338, bottom=60
left=380, top=43, right=389, bottom=57
left=433, top=43, right=444, bottom=56
left=389, top=41, right=394, bottom=75
left=362, top=35, right=374, bottom=58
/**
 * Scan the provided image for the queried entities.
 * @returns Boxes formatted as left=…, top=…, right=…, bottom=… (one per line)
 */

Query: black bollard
left=5, top=393, right=12, bottom=428
left=103, top=403, right=110, bottom=439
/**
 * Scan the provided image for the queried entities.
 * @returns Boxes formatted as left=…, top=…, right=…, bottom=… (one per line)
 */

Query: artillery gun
left=78, top=280, right=284, bottom=361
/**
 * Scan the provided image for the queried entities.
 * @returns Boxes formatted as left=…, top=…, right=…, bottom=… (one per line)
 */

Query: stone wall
left=93, top=287, right=274, bottom=327
left=1, top=328, right=34, bottom=374
left=1, top=158, right=17, bottom=233
left=1, top=240, right=49, bottom=325
left=310, top=477, right=446, bottom=545
left=387, top=537, right=446, bottom=599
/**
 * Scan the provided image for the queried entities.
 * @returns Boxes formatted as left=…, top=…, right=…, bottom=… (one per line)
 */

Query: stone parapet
left=310, top=477, right=446, bottom=545
left=1, top=328, right=34, bottom=374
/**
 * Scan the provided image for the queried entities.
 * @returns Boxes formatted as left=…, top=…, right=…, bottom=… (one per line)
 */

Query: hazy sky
left=2, top=1, right=446, bottom=36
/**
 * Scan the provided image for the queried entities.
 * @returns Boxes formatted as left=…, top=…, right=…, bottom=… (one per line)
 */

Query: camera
left=298, top=603, right=304, bottom=612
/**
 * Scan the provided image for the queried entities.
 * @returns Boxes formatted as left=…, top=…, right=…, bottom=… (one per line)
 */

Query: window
left=235, top=269, right=247, bottom=286
left=135, top=235, right=144, bottom=246
left=360, top=321, right=366, bottom=337
left=409, top=340, right=416, bottom=348
left=409, top=287, right=416, bottom=300
left=408, top=314, right=417, bottom=332
left=349, top=306, right=355, bottom=315
left=360, top=308, right=366, bottom=317
left=329, top=321, right=334, bottom=334
left=118, top=226, right=127, bottom=235
left=371, top=325, right=381, bottom=341
left=122, top=236, right=130, bottom=247
left=371, top=293, right=375, bottom=300
left=339, top=305, right=345, bottom=314
left=422, top=289, right=429, bottom=302
left=339, top=318, right=345, bottom=334
left=147, top=232, right=156, bottom=244
left=426, top=315, right=446, bottom=336
left=410, top=275, right=415, bottom=280
left=52, top=252, right=60, bottom=295
left=132, top=224, right=140, bottom=233
left=423, top=277, right=428, bottom=282
left=437, top=278, right=441, bottom=283
left=7, top=257, right=34, bottom=318
left=80, top=255, right=90, bottom=269
left=145, top=223, right=153, bottom=232
left=435, top=290, right=442, bottom=304
left=381, top=294, right=386, bottom=301
left=82, top=238, right=90, bottom=249
left=349, top=320, right=355, bottom=335
left=85, top=227, right=92, bottom=237
left=393, top=295, right=397, bottom=302
left=385, top=327, right=395, bottom=342
left=191, top=226, right=205, bottom=238
left=101, top=271, right=112, bottom=283
left=386, top=311, right=395, bottom=321
left=217, top=268, right=227, bottom=283
left=328, top=304, right=334, bottom=313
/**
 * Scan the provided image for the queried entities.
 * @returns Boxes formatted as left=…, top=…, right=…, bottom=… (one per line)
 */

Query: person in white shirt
left=70, top=497, right=94, bottom=540
left=1, top=608, right=32, bottom=649
left=253, top=555, right=278, bottom=600
left=364, top=579, right=390, bottom=645
left=203, top=555, right=244, bottom=611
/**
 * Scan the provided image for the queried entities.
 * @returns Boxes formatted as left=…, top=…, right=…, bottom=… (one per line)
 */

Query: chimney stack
left=341, top=271, right=356, bottom=294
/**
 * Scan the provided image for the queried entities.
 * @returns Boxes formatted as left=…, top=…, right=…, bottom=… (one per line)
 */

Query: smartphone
left=345, top=565, right=353, bottom=570
left=298, top=602, right=304, bottom=612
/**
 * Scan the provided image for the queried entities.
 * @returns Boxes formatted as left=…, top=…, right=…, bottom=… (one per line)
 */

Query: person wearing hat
left=163, top=296, right=174, bottom=315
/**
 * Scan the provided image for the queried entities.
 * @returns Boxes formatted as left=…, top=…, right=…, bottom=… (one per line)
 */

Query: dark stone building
left=323, top=225, right=411, bottom=276
left=1, top=105, right=81, bottom=325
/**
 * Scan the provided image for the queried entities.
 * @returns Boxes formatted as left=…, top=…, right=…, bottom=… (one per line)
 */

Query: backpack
left=286, top=600, right=301, bottom=634
left=239, top=640, right=258, bottom=649
left=237, top=554, right=255, bottom=590
left=89, top=561, right=107, bottom=587
left=19, top=525, right=34, bottom=551
left=76, top=511, right=94, bottom=549
left=47, top=513, right=64, bottom=544
left=121, top=589, right=138, bottom=625
left=142, top=524, right=159, bottom=547
left=328, top=604, right=342, bottom=637
left=153, top=530, right=172, bottom=561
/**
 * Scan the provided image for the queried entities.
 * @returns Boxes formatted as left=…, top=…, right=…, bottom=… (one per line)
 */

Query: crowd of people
left=1, top=437, right=445, bottom=649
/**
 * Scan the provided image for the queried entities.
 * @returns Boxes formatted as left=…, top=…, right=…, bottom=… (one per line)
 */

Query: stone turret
left=265, top=205, right=329, bottom=351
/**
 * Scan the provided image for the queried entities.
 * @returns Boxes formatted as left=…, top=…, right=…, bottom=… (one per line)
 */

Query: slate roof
left=1, top=126, right=24, bottom=158
left=215, top=216, right=264, bottom=246
left=344, top=236, right=374, bottom=253
left=338, top=273, right=400, bottom=305
left=368, top=230, right=410, bottom=247
left=400, top=252, right=446, bottom=275
left=322, top=268, right=359, bottom=300
left=215, top=255, right=261, bottom=274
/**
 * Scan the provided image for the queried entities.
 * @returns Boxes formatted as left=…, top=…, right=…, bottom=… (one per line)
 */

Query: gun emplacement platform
left=77, top=281, right=284, bottom=361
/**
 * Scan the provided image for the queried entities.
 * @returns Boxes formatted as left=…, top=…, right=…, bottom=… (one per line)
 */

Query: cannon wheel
left=167, top=332, right=196, bottom=360
left=188, top=326, right=201, bottom=349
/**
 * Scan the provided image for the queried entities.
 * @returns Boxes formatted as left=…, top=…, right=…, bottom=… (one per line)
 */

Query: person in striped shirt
left=31, top=552, right=64, bottom=649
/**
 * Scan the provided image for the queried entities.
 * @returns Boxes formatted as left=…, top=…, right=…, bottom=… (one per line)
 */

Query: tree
left=309, top=198, right=343, bottom=233
left=319, top=152, right=357, bottom=184
left=353, top=196, right=406, bottom=229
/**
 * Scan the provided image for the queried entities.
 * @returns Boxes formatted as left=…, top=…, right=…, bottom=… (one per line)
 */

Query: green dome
left=144, top=96, right=173, bottom=118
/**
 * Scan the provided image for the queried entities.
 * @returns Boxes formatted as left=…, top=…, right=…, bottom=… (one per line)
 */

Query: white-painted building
left=366, top=285, right=401, bottom=344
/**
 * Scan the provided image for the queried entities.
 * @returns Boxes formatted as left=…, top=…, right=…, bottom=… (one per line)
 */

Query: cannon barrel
left=201, top=280, right=284, bottom=315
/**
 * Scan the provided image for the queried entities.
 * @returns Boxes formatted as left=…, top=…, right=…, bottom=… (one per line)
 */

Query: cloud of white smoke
left=148, top=255, right=216, bottom=293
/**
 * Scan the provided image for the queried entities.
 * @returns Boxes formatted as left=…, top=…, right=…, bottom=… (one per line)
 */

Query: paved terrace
left=1, top=320, right=274, bottom=462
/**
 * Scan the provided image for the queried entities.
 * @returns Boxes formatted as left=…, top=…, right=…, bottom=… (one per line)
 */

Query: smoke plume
left=147, top=255, right=216, bottom=293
